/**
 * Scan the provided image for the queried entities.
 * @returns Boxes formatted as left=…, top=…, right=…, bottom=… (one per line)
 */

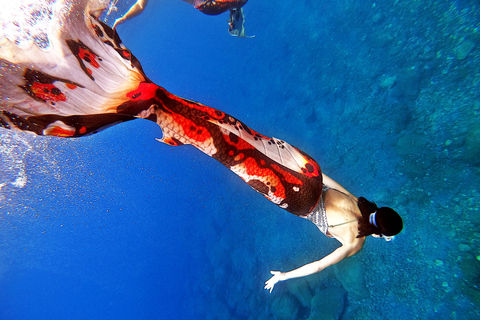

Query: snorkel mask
left=382, top=235, right=394, bottom=242
left=369, top=211, right=395, bottom=242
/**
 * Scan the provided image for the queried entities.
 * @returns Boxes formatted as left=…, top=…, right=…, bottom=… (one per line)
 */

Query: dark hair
left=356, top=197, right=403, bottom=238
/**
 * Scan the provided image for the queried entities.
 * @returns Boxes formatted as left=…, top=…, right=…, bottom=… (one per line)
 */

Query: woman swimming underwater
left=112, top=0, right=253, bottom=37
left=0, top=0, right=402, bottom=291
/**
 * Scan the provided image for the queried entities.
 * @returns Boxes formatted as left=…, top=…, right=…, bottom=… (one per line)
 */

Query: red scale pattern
left=119, top=83, right=322, bottom=215
left=3, top=14, right=322, bottom=217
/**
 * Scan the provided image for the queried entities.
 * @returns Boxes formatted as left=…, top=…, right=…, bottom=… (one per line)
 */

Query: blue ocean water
left=1, top=0, right=479, bottom=319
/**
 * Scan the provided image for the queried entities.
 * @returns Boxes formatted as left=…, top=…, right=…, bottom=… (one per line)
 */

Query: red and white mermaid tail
left=0, top=0, right=146, bottom=137
left=0, top=0, right=322, bottom=215
left=121, top=83, right=323, bottom=215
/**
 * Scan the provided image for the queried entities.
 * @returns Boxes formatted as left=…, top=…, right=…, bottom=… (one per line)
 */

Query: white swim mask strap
left=369, top=211, right=378, bottom=227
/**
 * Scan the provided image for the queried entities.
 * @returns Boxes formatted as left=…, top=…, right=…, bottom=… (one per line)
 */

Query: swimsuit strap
left=328, top=219, right=358, bottom=228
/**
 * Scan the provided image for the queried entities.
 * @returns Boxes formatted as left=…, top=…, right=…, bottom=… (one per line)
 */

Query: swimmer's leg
left=113, top=0, right=150, bottom=29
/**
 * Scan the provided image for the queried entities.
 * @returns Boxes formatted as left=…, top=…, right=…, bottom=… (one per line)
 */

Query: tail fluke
left=1, top=0, right=322, bottom=215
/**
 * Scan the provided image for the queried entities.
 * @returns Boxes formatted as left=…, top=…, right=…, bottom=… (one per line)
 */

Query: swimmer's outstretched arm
left=264, top=240, right=362, bottom=293
left=113, top=0, right=150, bottom=29
left=263, top=174, right=359, bottom=292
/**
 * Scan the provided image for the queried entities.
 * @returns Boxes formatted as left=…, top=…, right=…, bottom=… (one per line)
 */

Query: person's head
left=357, top=197, right=403, bottom=240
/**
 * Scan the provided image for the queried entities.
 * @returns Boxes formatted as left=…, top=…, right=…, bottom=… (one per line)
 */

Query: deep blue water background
left=1, top=0, right=480, bottom=319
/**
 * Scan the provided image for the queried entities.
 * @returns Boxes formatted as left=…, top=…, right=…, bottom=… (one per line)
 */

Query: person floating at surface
left=182, top=0, right=247, bottom=15
left=183, top=0, right=254, bottom=37
left=0, top=0, right=402, bottom=291
left=112, top=0, right=253, bottom=37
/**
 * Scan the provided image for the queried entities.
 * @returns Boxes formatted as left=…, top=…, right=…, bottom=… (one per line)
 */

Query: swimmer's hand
left=264, top=271, right=285, bottom=293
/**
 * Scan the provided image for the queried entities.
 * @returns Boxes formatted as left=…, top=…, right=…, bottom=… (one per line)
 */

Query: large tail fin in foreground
left=0, top=0, right=322, bottom=215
